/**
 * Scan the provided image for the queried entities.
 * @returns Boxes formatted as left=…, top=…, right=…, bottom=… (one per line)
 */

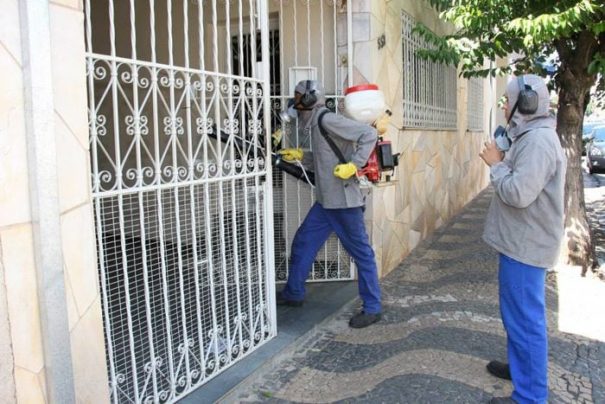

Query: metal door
left=84, top=0, right=275, bottom=402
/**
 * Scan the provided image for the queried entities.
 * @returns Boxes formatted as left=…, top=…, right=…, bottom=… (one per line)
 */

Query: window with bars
left=401, top=11, right=457, bottom=130
left=467, top=77, right=484, bottom=132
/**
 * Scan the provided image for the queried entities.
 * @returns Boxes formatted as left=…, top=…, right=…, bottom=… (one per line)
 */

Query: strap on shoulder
left=317, top=110, right=347, bottom=164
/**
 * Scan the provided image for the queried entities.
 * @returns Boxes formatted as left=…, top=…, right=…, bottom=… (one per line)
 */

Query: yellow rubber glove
left=271, top=128, right=283, bottom=148
left=374, top=114, right=391, bottom=136
left=333, top=162, right=357, bottom=179
left=278, top=148, right=304, bottom=162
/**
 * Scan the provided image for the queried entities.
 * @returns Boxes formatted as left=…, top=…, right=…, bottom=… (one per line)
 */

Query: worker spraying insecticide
left=276, top=84, right=398, bottom=186
left=275, top=79, right=397, bottom=328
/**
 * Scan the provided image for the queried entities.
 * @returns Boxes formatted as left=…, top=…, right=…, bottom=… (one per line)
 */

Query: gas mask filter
left=493, top=125, right=511, bottom=152
left=280, top=98, right=298, bottom=124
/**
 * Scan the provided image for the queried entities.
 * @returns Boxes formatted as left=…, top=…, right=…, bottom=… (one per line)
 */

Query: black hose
left=272, top=155, right=315, bottom=185
left=208, top=125, right=315, bottom=186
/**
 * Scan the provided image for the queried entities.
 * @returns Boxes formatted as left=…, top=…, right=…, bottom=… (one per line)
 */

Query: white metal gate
left=269, top=0, right=355, bottom=283
left=85, top=0, right=275, bottom=402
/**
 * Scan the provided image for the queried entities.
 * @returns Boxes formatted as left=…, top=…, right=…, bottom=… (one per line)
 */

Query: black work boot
left=488, top=397, right=516, bottom=403
left=486, top=360, right=512, bottom=380
left=276, top=293, right=303, bottom=307
left=349, top=312, right=381, bottom=328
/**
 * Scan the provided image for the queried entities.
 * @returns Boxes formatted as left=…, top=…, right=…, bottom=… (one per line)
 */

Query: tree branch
left=575, top=30, right=599, bottom=68
left=555, top=38, right=573, bottom=63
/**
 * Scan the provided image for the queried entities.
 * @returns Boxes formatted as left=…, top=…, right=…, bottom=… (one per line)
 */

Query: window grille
left=467, top=77, right=484, bottom=132
left=401, top=11, right=457, bottom=130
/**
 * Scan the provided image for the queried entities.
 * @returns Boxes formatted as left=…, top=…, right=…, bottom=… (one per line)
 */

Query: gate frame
left=84, top=0, right=278, bottom=402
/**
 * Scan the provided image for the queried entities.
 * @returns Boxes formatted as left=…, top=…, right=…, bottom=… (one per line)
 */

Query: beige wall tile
left=409, top=229, right=421, bottom=250
left=61, top=203, right=98, bottom=317
left=14, top=367, right=45, bottom=404
left=0, top=46, right=31, bottom=227
left=50, top=0, right=82, bottom=11
left=384, top=10, right=401, bottom=57
left=397, top=206, right=411, bottom=225
left=55, top=118, right=91, bottom=213
left=63, top=269, right=80, bottom=332
left=381, top=184, right=397, bottom=221
left=0, top=245, right=16, bottom=403
left=1, top=225, right=45, bottom=373
left=49, top=4, right=89, bottom=150
left=0, top=0, right=23, bottom=66
left=371, top=0, right=387, bottom=23
left=70, top=298, right=110, bottom=404
left=382, top=225, right=408, bottom=273
left=37, top=370, right=48, bottom=404
left=385, top=54, right=401, bottom=96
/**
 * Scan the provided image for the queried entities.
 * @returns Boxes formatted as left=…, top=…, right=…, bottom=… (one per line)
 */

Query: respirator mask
left=493, top=125, right=512, bottom=152
left=279, top=98, right=298, bottom=124
left=493, top=75, right=539, bottom=152
left=280, top=81, right=320, bottom=124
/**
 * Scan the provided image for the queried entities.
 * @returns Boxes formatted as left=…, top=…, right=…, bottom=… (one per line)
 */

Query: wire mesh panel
left=467, top=77, right=484, bottom=132
left=85, top=0, right=275, bottom=402
left=401, top=11, right=458, bottom=130
left=270, top=0, right=354, bottom=283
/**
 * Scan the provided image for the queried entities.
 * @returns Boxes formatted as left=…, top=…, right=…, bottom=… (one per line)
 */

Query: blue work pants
left=280, top=203, right=381, bottom=314
left=499, top=253, right=548, bottom=404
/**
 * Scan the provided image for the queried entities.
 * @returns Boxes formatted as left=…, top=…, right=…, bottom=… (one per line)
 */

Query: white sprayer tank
left=344, top=84, right=385, bottom=124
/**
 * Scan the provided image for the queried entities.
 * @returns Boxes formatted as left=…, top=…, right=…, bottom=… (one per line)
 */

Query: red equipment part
left=358, top=139, right=396, bottom=183
left=358, top=147, right=381, bottom=183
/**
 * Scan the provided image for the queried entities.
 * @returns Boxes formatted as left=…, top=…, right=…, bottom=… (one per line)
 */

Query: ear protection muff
left=299, top=80, right=318, bottom=109
left=516, top=75, right=539, bottom=115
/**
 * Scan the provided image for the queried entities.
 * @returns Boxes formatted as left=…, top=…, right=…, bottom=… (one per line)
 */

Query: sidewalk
left=223, top=188, right=605, bottom=403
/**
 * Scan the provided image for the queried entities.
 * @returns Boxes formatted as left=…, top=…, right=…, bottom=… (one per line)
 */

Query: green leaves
left=505, top=0, right=605, bottom=45
left=587, top=53, right=605, bottom=75
left=418, top=0, right=604, bottom=87
left=412, top=23, right=462, bottom=65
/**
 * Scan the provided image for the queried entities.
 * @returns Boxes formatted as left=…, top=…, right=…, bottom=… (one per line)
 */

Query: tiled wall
left=0, top=1, right=109, bottom=402
left=348, top=0, right=490, bottom=277
left=0, top=0, right=44, bottom=401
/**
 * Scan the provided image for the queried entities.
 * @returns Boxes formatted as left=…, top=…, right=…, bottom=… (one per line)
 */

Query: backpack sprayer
left=342, top=84, right=399, bottom=184
left=274, top=83, right=400, bottom=186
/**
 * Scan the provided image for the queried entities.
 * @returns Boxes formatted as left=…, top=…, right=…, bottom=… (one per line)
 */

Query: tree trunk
left=556, top=66, right=597, bottom=271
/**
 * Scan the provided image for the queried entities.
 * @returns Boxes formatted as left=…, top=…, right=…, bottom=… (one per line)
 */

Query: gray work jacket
left=300, top=107, right=377, bottom=209
left=482, top=126, right=566, bottom=268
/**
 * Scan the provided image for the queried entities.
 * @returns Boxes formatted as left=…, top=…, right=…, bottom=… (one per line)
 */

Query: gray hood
left=295, top=80, right=326, bottom=131
left=294, top=80, right=326, bottom=109
left=506, top=74, right=556, bottom=139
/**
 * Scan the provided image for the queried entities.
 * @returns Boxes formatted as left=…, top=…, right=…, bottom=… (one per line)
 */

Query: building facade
left=0, top=0, right=497, bottom=402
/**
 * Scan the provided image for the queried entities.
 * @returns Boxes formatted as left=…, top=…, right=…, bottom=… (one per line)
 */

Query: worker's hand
left=278, top=148, right=304, bottom=162
left=373, top=113, right=391, bottom=136
left=479, top=140, right=504, bottom=166
left=271, top=128, right=283, bottom=148
left=333, top=162, right=358, bottom=179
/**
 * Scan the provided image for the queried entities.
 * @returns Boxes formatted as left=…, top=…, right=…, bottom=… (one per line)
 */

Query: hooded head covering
left=294, top=80, right=326, bottom=109
left=506, top=74, right=555, bottom=138
left=294, top=80, right=326, bottom=129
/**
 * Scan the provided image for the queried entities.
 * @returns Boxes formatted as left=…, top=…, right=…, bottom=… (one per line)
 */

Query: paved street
left=224, top=185, right=605, bottom=404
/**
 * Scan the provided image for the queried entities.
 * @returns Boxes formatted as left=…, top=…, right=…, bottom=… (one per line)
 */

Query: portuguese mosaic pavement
left=230, top=189, right=605, bottom=404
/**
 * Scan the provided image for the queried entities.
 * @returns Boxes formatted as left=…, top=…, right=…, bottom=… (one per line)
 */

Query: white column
left=18, top=1, right=75, bottom=403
